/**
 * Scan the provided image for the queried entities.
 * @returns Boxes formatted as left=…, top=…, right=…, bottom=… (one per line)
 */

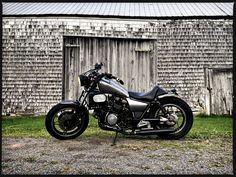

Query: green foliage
left=187, top=114, right=232, bottom=139
left=2, top=114, right=232, bottom=139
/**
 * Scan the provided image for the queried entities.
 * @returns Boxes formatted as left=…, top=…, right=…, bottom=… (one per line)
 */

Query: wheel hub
left=58, top=112, right=76, bottom=131
left=166, top=113, right=178, bottom=126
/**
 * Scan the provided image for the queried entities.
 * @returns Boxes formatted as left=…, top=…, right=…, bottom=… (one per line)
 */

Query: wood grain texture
left=64, top=37, right=155, bottom=100
left=1, top=17, right=233, bottom=115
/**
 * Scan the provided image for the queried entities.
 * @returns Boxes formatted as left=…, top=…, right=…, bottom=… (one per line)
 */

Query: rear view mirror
left=95, top=63, right=102, bottom=70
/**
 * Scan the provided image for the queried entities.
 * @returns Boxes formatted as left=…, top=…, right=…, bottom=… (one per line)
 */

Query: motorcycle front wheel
left=155, top=96, right=193, bottom=139
left=45, top=104, right=89, bottom=140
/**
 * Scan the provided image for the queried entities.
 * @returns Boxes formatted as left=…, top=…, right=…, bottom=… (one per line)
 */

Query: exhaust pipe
left=99, top=122, right=175, bottom=135
left=132, top=128, right=175, bottom=135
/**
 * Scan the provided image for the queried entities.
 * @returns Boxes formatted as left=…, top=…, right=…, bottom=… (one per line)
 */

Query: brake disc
left=58, top=112, right=77, bottom=131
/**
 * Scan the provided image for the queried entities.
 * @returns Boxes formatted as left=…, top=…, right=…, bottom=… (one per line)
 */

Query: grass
left=187, top=114, right=232, bottom=139
left=1, top=115, right=114, bottom=138
left=1, top=114, right=233, bottom=139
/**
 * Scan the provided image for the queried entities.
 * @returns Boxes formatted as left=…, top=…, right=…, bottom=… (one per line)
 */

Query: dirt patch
left=1, top=136, right=233, bottom=175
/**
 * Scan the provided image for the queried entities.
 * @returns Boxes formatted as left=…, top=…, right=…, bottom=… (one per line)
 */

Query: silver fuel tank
left=98, top=78, right=129, bottom=98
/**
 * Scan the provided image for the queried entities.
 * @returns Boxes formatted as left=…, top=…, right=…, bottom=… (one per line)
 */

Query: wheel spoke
left=49, top=106, right=86, bottom=137
left=176, top=121, right=179, bottom=127
left=154, top=103, right=186, bottom=130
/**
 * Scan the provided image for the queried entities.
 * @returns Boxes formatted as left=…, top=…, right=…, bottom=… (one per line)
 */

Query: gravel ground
left=2, top=136, right=233, bottom=175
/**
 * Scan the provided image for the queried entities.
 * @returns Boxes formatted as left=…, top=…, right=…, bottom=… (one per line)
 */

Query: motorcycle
left=45, top=63, right=193, bottom=145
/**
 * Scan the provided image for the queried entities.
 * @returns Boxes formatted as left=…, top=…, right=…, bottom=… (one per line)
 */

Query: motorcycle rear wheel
left=155, top=97, right=193, bottom=139
left=45, top=104, right=89, bottom=140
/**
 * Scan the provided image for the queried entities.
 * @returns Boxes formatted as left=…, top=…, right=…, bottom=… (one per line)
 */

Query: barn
left=2, top=2, right=233, bottom=115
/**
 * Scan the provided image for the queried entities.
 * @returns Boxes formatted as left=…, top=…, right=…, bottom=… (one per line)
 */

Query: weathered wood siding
left=63, top=37, right=155, bottom=100
left=2, top=17, right=233, bottom=115
left=63, top=38, right=80, bottom=100
left=204, top=67, right=233, bottom=115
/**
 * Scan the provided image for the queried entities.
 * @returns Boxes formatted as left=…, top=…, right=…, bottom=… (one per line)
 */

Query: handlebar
left=104, top=72, right=124, bottom=85
left=82, top=62, right=124, bottom=85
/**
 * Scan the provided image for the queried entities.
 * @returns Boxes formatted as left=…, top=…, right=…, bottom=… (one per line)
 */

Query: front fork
left=78, top=82, right=98, bottom=106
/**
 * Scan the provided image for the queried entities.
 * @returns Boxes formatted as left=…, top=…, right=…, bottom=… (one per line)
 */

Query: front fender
left=48, top=100, right=88, bottom=116
left=58, top=100, right=81, bottom=106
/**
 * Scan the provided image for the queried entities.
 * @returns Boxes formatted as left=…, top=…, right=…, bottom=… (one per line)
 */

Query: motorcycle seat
left=128, top=86, right=162, bottom=101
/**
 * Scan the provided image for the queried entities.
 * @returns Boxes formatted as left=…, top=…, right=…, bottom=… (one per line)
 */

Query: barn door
left=63, top=38, right=80, bottom=100
left=204, top=67, right=233, bottom=115
left=63, top=36, right=155, bottom=100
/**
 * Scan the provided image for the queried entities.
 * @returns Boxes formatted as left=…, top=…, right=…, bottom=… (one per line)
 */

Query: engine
left=105, top=113, right=118, bottom=126
left=88, top=92, right=133, bottom=128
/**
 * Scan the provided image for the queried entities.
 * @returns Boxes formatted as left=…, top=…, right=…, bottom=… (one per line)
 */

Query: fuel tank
left=98, top=78, right=129, bottom=98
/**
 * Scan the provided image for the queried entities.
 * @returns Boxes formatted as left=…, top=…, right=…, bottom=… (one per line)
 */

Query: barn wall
left=2, top=17, right=233, bottom=115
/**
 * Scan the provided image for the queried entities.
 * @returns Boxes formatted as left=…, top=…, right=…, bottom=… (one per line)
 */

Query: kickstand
left=111, top=131, right=118, bottom=146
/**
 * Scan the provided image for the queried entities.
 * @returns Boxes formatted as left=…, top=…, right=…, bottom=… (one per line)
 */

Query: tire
left=155, top=96, right=193, bottom=139
left=45, top=104, right=89, bottom=140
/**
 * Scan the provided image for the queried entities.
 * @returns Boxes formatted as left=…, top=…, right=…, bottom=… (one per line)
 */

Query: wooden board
left=63, top=36, right=155, bottom=100
left=204, top=67, right=233, bottom=115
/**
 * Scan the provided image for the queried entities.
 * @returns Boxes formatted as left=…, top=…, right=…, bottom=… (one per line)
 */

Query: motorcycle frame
left=77, top=83, right=178, bottom=122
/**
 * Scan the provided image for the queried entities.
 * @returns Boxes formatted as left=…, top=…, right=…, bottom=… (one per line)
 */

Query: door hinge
left=65, top=44, right=80, bottom=47
left=134, top=48, right=152, bottom=52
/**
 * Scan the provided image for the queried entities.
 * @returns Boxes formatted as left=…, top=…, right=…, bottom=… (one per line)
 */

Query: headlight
left=79, top=75, right=90, bottom=86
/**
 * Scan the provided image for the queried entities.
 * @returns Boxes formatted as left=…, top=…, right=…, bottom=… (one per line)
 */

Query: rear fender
left=158, top=93, right=180, bottom=100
